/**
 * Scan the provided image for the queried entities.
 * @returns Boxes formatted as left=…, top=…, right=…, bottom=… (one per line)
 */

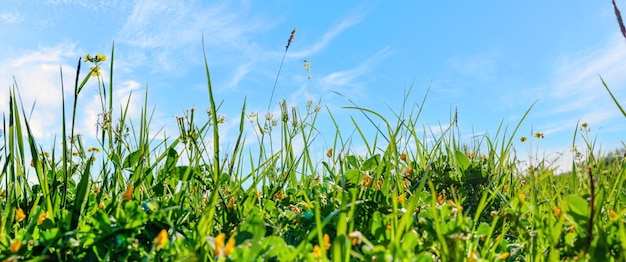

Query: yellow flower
left=84, top=54, right=92, bottom=62
left=609, top=209, right=617, bottom=219
left=90, top=66, right=101, bottom=77
left=437, top=194, right=446, bottom=205
left=520, top=136, right=527, bottom=142
left=581, top=122, right=588, bottom=128
left=467, top=151, right=475, bottom=159
left=404, top=166, right=413, bottom=178
left=9, top=240, right=21, bottom=253
left=519, top=193, right=526, bottom=205
left=312, top=245, right=322, bottom=258
left=87, top=147, right=100, bottom=153
left=400, top=152, right=407, bottom=161
left=214, top=233, right=226, bottom=255
left=322, top=234, right=330, bottom=250
left=227, top=197, right=235, bottom=209
left=498, top=252, right=510, bottom=260
left=95, top=54, right=106, bottom=62
left=154, top=229, right=169, bottom=249
left=552, top=206, right=561, bottom=217
left=274, top=190, right=284, bottom=201
left=16, top=208, right=26, bottom=222
left=362, top=175, right=373, bottom=187
left=123, top=184, right=134, bottom=201
left=224, top=237, right=236, bottom=256
left=534, top=132, right=544, bottom=139
left=326, top=148, right=333, bottom=157
left=37, top=212, right=49, bottom=225
left=397, top=193, right=406, bottom=203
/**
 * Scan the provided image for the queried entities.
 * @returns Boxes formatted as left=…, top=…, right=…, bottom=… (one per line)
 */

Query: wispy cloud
left=0, top=12, right=23, bottom=24
left=289, top=14, right=365, bottom=59
left=116, top=1, right=273, bottom=74
left=547, top=34, right=626, bottom=121
left=320, top=47, right=391, bottom=89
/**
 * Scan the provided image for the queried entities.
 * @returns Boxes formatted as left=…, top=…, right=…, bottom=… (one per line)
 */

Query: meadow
left=1, top=20, right=626, bottom=262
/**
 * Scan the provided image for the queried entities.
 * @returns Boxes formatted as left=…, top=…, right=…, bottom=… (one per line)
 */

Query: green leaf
left=123, top=150, right=143, bottom=170
left=362, top=154, right=381, bottom=171
left=476, top=222, right=491, bottom=236
left=454, top=150, right=470, bottom=171
left=566, top=195, right=589, bottom=222
left=344, top=169, right=360, bottom=185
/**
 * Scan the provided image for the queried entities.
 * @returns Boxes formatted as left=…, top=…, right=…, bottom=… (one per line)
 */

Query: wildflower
left=95, top=53, right=106, bottom=62
left=322, top=234, right=330, bottom=250
left=397, top=193, right=406, bottom=203
left=468, top=250, right=479, bottom=262
left=569, top=225, right=576, bottom=233
left=498, top=252, right=510, bottom=260
left=90, top=66, right=101, bottom=77
left=400, top=152, right=408, bottom=161
left=437, top=194, right=446, bottom=205
left=362, top=175, right=373, bottom=187
left=154, top=229, right=169, bottom=249
left=386, top=225, right=392, bottom=230
left=123, top=184, right=134, bottom=201
left=87, top=147, right=100, bottom=153
left=227, top=197, right=235, bottom=209
left=214, top=233, right=235, bottom=256
left=519, top=193, right=526, bottom=205
left=37, top=212, right=49, bottom=225
left=247, top=112, right=257, bottom=123
left=9, top=240, right=21, bottom=253
left=520, top=136, right=527, bottom=142
left=326, top=148, right=333, bottom=158
left=552, top=206, right=561, bottom=217
left=217, top=114, right=227, bottom=124
left=312, top=245, right=322, bottom=258
left=374, top=179, right=383, bottom=190
left=534, top=132, right=544, bottom=139
left=44, top=152, right=50, bottom=157
left=224, top=237, right=236, bottom=256
left=609, top=209, right=617, bottom=219
left=288, top=204, right=301, bottom=214
left=72, top=152, right=79, bottom=156
left=285, top=27, right=296, bottom=51
left=490, top=211, right=498, bottom=218
left=581, top=122, right=588, bottom=128
left=467, top=151, right=475, bottom=159
left=404, top=166, right=413, bottom=178
left=274, top=190, right=284, bottom=201
left=214, top=233, right=226, bottom=254
left=84, top=54, right=92, bottom=62
left=16, top=208, right=26, bottom=222
left=503, top=185, right=509, bottom=192
left=348, top=231, right=363, bottom=246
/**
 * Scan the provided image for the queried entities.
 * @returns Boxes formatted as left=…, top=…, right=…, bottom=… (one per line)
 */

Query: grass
left=1, top=32, right=626, bottom=262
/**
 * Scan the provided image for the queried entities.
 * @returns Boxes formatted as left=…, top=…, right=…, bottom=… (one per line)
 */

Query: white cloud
left=320, top=47, right=391, bottom=88
left=288, top=14, right=365, bottom=59
left=0, top=43, right=79, bottom=139
left=0, top=12, right=23, bottom=24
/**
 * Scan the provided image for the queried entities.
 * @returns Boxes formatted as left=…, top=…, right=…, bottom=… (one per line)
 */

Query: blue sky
left=1, top=1, right=625, bottom=173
